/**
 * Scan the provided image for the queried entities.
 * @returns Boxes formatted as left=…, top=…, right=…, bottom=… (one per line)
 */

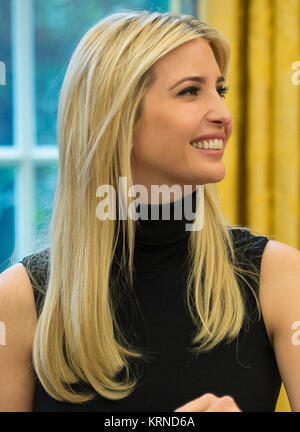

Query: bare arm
left=0, top=263, right=37, bottom=411
left=259, top=240, right=300, bottom=412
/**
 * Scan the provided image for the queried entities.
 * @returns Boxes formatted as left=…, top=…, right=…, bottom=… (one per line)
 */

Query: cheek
left=148, top=109, right=199, bottom=147
left=134, top=100, right=203, bottom=161
left=138, top=113, right=181, bottom=155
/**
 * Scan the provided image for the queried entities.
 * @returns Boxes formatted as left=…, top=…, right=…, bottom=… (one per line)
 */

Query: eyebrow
left=169, top=75, right=225, bottom=90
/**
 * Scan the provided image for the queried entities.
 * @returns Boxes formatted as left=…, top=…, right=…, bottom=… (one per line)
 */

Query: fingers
left=174, top=393, right=217, bottom=412
left=205, top=395, right=241, bottom=412
left=174, top=393, right=241, bottom=412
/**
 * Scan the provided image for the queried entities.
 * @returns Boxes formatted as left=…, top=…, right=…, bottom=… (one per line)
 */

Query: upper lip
left=190, top=133, right=225, bottom=143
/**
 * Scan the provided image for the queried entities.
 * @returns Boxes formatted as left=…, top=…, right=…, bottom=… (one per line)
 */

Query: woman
left=0, top=10, right=300, bottom=412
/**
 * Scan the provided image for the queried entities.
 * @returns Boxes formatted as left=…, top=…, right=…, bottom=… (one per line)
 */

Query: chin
left=194, top=169, right=226, bottom=185
left=210, top=172, right=226, bottom=183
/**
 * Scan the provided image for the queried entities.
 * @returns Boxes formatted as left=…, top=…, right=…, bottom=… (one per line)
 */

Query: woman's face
left=131, top=37, right=233, bottom=202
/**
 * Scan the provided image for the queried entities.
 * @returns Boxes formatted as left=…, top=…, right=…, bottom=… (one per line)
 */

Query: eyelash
left=178, top=85, right=229, bottom=99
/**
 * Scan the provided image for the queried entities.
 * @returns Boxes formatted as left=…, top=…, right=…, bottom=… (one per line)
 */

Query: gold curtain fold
left=200, top=0, right=300, bottom=412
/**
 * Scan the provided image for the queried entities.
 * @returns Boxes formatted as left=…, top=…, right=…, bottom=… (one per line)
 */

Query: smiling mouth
left=189, top=139, right=224, bottom=150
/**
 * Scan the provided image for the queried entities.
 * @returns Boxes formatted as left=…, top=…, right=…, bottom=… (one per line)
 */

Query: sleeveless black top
left=20, top=190, right=281, bottom=412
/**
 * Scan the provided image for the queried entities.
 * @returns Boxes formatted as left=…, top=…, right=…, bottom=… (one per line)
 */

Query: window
left=0, top=0, right=198, bottom=271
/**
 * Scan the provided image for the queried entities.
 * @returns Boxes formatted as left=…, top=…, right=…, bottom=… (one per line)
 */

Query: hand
left=174, top=393, right=242, bottom=412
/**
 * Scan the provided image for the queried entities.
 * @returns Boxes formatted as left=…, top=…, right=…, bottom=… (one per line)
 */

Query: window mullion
left=169, top=0, right=181, bottom=13
left=12, top=0, right=36, bottom=260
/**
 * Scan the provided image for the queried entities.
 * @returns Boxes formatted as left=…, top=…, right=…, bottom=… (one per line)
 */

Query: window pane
left=34, top=164, right=57, bottom=250
left=0, top=167, right=15, bottom=272
left=34, top=0, right=169, bottom=146
left=0, top=0, right=13, bottom=146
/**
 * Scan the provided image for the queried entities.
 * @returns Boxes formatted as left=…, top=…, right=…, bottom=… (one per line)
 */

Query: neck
left=130, top=182, right=199, bottom=205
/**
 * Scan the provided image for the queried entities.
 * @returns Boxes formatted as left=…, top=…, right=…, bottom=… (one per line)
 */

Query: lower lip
left=190, top=146, right=224, bottom=157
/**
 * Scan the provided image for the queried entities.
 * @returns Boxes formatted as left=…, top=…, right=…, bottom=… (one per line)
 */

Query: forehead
left=152, top=38, right=220, bottom=85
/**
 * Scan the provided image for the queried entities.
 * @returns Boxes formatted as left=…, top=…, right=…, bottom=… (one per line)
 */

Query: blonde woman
left=0, top=11, right=300, bottom=413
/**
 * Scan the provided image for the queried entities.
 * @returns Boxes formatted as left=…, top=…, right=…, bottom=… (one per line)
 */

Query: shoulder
left=260, top=239, right=300, bottom=274
left=0, top=263, right=37, bottom=410
left=259, top=240, right=300, bottom=411
left=0, top=247, right=49, bottom=348
left=0, top=262, right=36, bottom=321
left=0, top=261, right=38, bottom=347
left=259, top=239, right=300, bottom=316
left=259, top=240, right=300, bottom=344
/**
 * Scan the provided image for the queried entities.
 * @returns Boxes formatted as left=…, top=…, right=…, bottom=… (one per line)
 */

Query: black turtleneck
left=20, top=189, right=282, bottom=412
left=132, top=188, right=197, bottom=272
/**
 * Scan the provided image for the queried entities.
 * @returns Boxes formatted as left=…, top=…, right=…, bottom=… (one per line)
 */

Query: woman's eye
left=178, top=85, right=229, bottom=99
left=217, top=86, right=229, bottom=99
left=178, top=86, right=200, bottom=96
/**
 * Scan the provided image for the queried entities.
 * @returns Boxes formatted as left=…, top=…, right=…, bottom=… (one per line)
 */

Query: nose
left=205, top=95, right=233, bottom=128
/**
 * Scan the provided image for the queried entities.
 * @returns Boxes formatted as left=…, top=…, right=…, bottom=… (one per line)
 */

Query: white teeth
left=190, top=139, right=223, bottom=150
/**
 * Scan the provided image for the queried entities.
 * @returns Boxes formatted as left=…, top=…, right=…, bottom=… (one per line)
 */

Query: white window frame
left=0, top=0, right=58, bottom=262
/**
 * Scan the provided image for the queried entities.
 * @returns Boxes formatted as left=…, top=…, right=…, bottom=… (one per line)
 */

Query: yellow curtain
left=198, top=0, right=300, bottom=412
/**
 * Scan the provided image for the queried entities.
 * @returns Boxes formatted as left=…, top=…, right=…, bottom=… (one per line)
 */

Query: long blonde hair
left=33, top=10, right=263, bottom=403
